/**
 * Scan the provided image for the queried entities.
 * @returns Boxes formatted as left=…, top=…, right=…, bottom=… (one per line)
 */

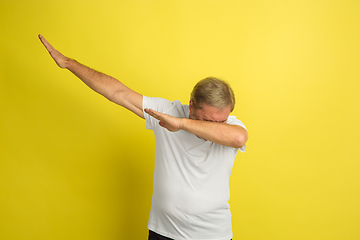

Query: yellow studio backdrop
left=0, top=0, right=359, bottom=239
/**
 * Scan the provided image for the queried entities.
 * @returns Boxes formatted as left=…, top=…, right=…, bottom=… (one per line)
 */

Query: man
left=39, top=35, right=248, bottom=240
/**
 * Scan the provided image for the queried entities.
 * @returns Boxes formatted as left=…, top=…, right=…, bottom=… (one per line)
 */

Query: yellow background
left=1, top=0, right=359, bottom=239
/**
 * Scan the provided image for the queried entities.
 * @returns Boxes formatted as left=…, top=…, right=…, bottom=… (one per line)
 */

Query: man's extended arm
left=144, top=108, right=248, bottom=148
left=39, top=35, right=144, bottom=118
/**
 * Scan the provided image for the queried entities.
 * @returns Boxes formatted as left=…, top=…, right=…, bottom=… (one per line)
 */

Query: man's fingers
left=144, top=108, right=180, bottom=132
left=38, top=34, right=68, bottom=69
left=145, top=108, right=162, bottom=120
left=145, top=109, right=167, bottom=122
left=39, top=34, right=55, bottom=54
left=38, top=35, right=48, bottom=48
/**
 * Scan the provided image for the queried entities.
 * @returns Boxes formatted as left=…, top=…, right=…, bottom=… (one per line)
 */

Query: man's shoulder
left=143, top=96, right=189, bottom=118
left=227, top=115, right=247, bottom=130
left=166, top=100, right=189, bottom=118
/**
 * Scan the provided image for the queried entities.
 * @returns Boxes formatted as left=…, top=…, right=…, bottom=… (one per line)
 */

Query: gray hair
left=190, top=77, right=235, bottom=112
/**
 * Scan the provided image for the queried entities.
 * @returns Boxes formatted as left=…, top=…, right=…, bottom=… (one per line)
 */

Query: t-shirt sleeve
left=143, top=96, right=175, bottom=130
left=227, top=116, right=247, bottom=153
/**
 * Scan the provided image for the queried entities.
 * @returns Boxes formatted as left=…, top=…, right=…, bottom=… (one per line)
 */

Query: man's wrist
left=65, top=58, right=75, bottom=70
left=180, top=118, right=190, bottom=131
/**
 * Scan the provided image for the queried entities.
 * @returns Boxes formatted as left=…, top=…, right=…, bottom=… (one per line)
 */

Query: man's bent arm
left=181, top=118, right=248, bottom=148
left=39, top=35, right=144, bottom=119
left=144, top=109, right=248, bottom=148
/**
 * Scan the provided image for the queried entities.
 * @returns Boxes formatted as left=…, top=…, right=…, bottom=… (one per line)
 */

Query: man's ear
left=189, top=100, right=194, bottom=116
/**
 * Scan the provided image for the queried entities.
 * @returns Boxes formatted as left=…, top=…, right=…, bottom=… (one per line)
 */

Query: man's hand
left=144, top=108, right=184, bottom=132
left=39, top=34, right=69, bottom=68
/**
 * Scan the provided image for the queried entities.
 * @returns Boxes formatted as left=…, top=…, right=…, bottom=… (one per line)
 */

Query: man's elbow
left=232, top=131, right=248, bottom=149
left=107, top=88, right=127, bottom=106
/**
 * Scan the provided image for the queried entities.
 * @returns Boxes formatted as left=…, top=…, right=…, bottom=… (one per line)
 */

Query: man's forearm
left=65, top=59, right=125, bottom=101
left=180, top=118, right=248, bottom=148
left=65, top=59, right=144, bottom=118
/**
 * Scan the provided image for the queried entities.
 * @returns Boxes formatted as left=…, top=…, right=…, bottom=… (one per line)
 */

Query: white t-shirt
left=143, top=96, right=247, bottom=240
